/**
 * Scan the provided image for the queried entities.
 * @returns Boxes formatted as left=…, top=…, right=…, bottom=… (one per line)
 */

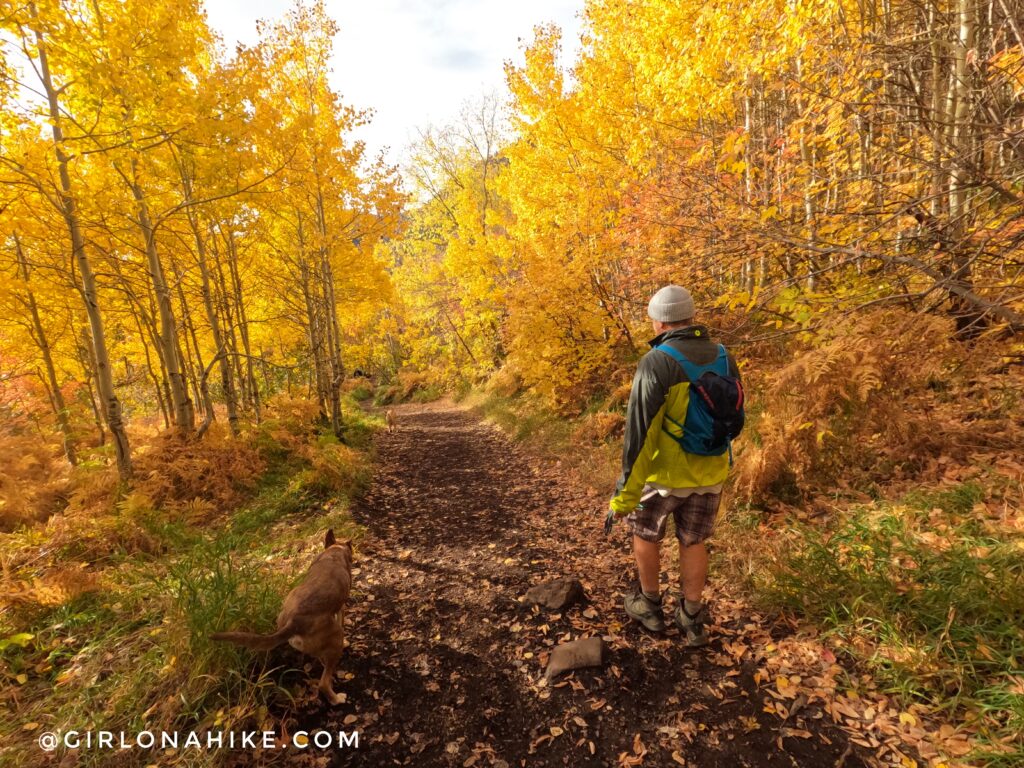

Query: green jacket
left=610, top=325, right=741, bottom=516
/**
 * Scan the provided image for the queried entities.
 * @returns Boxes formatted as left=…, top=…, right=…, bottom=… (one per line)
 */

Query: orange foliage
left=0, top=375, right=69, bottom=531
left=733, top=310, right=1024, bottom=504
left=133, top=426, right=266, bottom=517
left=572, top=412, right=626, bottom=444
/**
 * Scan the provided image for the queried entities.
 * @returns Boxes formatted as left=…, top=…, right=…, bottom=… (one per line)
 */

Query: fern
left=734, top=309, right=1024, bottom=505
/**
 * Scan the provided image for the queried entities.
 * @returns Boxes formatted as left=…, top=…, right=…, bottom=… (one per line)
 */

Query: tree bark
left=225, top=230, right=261, bottom=423
left=30, top=6, right=131, bottom=477
left=169, top=251, right=210, bottom=425
left=127, top=165, right=195, bottom=433
left=14, top=234, right=77, bottom=465
left=211, top=231, right=248, bottom=410
left=192, top=216, right=240, bottom=434
left=947, top=0, right=983, bottom=334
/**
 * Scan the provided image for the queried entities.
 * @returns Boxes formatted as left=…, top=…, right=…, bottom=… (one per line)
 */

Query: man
left=607, top=285, right=741, bottom=645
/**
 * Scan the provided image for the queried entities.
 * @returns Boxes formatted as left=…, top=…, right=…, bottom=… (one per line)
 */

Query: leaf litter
left=256, top=403, right=974, bottom=768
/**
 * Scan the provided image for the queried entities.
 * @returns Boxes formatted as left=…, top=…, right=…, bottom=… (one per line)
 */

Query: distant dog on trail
left=211, top=530, right=353, bottom=705
left=385, top=409, right=396, bottom=432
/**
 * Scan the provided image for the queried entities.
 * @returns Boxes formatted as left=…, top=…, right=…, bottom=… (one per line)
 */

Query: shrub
left=601, top=376, right=633, bottom=411
left=486, top=365, right=524, bottom=398
left=255, top=394, right=323, bottom=456
left=5, top=564, right=103, bottom=617
left=411, top=384, right=443, bottom=402
left=134, top=425, right=265, bottom=517
left=373, top=385, right=399, bottom=406
left=373, top=370, right=445, bottom=406
left=0, top=422, right=69, bottom=531
left=572, top=411, right=626, bottom=443
left=349, top=384, right=372, bottom=401
left=398, top=371, right=433, bottom=399
left=306, top=442, right=371, bottom=496
left=61, top=464, right=121, bottom=519
left=732, top=309, right=1023, bottom=504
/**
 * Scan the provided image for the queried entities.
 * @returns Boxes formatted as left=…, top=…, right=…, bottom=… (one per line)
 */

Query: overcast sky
left=204, top=0, right=584, bottom=164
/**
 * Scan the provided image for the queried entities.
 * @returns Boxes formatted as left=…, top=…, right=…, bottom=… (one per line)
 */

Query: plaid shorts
left=625, top=488, right=722, bottom=545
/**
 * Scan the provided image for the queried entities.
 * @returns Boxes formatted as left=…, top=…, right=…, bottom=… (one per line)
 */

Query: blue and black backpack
left=654, top=343, right=745, bottom=462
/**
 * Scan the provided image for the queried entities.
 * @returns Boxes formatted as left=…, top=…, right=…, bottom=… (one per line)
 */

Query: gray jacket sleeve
left=613, top=353, right=667, bottom=508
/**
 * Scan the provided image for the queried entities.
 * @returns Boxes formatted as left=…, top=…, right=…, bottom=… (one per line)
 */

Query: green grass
left=903, top=482, right=985, bottom=517
left=224, top=460, right=319, bottom=540
left=410, top=384, right=443, bottom=403
left=0, top=480, right=311, bottom=766
left=761, top=483, right=1024, bottom=765
left=464, top=388, right=575, bottom=448
left=340, top=416, right=380, bottom=452
left=349, top=384, right=372, bottom=402
left=372, top=386, right=397, bottom=406
left=165, top=537, right=285, bottom=649
left=0, top=407, right=376, bottom=768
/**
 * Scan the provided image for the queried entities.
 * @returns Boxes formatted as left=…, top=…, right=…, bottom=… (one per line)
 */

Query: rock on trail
left=524, top=577, right=586, bottom=612
left=264, top=401, right=871, bottom=768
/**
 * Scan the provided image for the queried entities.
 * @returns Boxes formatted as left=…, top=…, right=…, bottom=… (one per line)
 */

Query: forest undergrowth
left=0, top=393, right=377, bottom=767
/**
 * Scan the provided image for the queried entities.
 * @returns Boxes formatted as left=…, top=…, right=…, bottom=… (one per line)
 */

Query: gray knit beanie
left=647, top=285, right=695, bottom=323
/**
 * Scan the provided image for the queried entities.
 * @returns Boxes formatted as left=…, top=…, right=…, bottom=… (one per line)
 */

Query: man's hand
left=604, top=503, right=628, bottom=535
left=604, top=508, right=617, bottom=535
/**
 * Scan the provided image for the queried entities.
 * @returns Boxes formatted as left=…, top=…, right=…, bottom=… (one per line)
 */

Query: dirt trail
left=287, top=402, right=871, bottom=767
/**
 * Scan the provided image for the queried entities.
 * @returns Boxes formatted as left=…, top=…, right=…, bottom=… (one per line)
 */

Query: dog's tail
left=210, top=620, right=296, bottom=651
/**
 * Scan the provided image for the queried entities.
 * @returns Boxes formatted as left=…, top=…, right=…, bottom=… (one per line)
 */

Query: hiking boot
left=624, top=590, right=666, bottom=632
left=673, top=602, right=710, bottom=647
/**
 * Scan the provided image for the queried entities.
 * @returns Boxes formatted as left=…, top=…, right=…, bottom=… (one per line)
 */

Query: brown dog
left=385, top=409, right=396, bottom=432
left=211, top=530, right=353, bottom=705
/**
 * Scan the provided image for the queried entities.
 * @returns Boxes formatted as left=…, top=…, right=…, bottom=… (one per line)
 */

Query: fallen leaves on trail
left=751, top=632, right=981, bottom=767
left=277, top=404, right=977, bottom=768
left=617, top=733, right=648, bottom=766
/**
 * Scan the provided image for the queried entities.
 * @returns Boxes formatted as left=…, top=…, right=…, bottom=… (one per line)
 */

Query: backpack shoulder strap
left=715, top=344, right=731, bottom=376
left=653, top=343, right=695, bottom=381
left=656, top=343, right=729, bottom=381
left=653, top=343, right=689, bottom=366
